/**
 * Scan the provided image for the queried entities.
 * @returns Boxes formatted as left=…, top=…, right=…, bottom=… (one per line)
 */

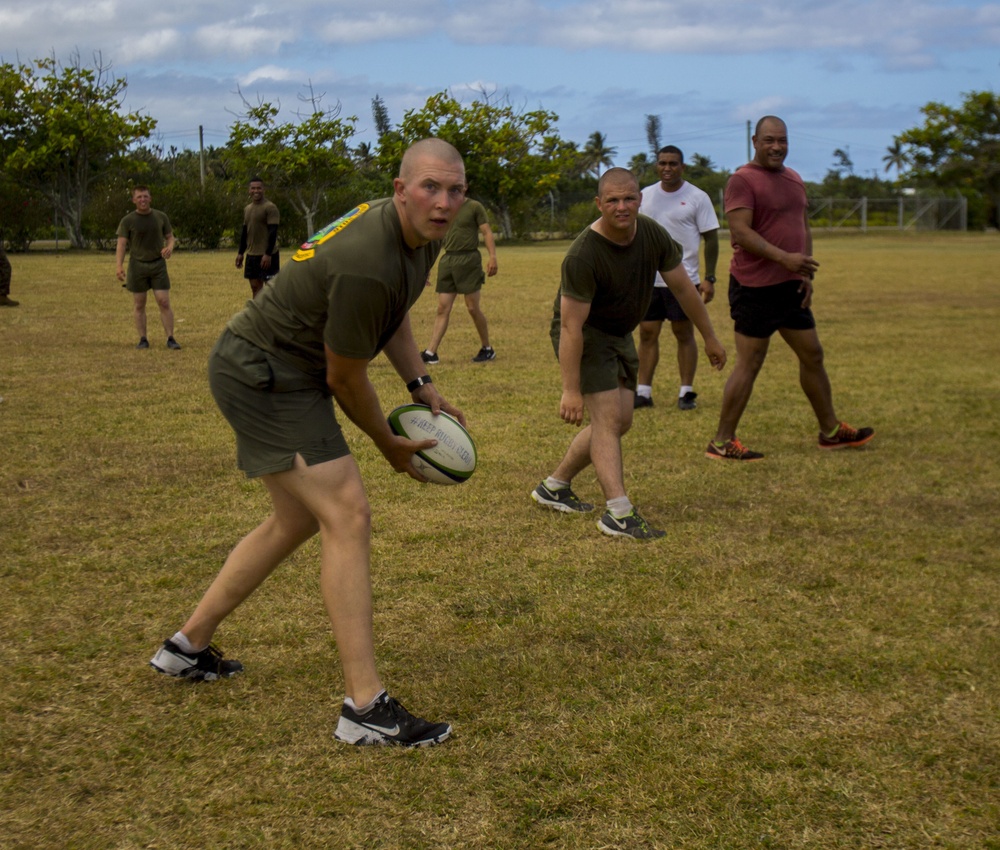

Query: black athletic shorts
left=642, top=284, right=701, bottom=324
left=728, top=277, right=816, bottom=339
left=244, top=252, right=280, bottom=281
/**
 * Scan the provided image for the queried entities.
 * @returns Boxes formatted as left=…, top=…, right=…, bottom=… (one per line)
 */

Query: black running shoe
left=705, top=438, right=764, bottom=461
left=818, top=421, right=875, bottom=450
left=677, top=391, right=698, bottom=410
left=531, top=482, right=594, bottom=513
left=166, top=337, right=182, bottom=350
left=634, top=394, right=654, bottom=409
left=149, top=639, right=243, bottom=681
left=596, top=509, right=666, bottom=541
left=136, top=337, right=150, bottom=350
left=421, top=350, right=439, bottom=365
left=334, top=691, right=452, bottom=747
left=471, top=346, right=496, bottom=362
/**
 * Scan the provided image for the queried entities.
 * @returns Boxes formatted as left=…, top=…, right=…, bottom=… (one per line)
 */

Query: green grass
left=1, top=234, right=998, bottom=849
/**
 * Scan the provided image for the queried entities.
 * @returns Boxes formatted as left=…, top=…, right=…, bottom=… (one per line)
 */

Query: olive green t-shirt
left=227, top=198, right=439, bottom=386
left=116, top=210, right=172, bottom=262
left=556, top=214, right=684, bottom=337
left=443, top=199, right=488, bottom=253
left=244, top=199, right=280, bottom=255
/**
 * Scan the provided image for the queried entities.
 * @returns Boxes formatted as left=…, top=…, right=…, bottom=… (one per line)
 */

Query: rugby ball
left=387, top=404, right=477, bottom=485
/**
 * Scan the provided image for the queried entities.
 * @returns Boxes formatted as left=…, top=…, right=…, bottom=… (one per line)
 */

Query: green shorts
left=436, top=251, right=485, bottom=295
left=208, top=330, right=351, bottom=478
left=549, top=321, right=638, bottom=395
left=126, top=257, right=171, bottom=293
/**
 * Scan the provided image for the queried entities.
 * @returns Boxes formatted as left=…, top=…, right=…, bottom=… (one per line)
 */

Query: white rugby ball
left=387, top=403, right=477, bottom=485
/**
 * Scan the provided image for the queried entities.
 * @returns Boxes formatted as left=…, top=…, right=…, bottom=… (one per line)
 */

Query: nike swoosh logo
left=362, top=722, right=400, bottom=736
left=608, top=515, right=629, bottom=530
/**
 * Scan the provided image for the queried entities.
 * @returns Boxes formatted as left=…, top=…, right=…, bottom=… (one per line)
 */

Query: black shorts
left=729, top=277, right=816, bottom=339
left=642, top=284, right=700, bottom=324
left=244, top=252, right=280, bottom=281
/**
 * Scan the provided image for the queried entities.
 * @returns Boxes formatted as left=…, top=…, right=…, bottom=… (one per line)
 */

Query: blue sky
left=2, top=0, right=998, bottom=182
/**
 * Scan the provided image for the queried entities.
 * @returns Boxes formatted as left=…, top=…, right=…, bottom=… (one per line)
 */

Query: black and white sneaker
left=420, top=350, right=439, bottom=365
left=677, top=390, right=697, bottom=410
left=334, top=691, right=452, bottom=747
left=471, top=346, right=496, bottom=362
left=531, top=482, right=595, bottom=513
left=149, top=639, right=244, bottom=681
left=596, top=509, right=666, bottom=541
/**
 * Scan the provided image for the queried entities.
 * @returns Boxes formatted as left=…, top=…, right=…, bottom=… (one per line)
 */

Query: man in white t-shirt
left=635, top=146, right=720, bottom=410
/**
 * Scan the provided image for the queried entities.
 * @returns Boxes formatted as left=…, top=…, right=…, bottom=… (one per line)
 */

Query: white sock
left=679, top=385, right=693, bottom=397
left=171, top=631, right=202, bottom=654
left=345, top=689, right=386, bottom=714
left=545, top=476, right=571, bottom=491
left=637, top=384, right=652, bottom=399
left=607, top=496, right=633, bottom=518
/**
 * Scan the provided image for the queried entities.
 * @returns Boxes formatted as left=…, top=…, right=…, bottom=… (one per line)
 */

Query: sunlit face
left=656, top=153, right=685, bottom=191
left=595, top=176, right=641, bottom=239
left=132, top=190, right=152, bottom=213
left=248, top=181, right=265, bottom=202
left=753, top=120, right=789, bottom=171
left=393, top=154, right=467, bottom=247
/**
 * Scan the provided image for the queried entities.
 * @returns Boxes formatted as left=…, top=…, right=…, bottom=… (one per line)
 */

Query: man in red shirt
left=706, top=116, right=874, bottom=461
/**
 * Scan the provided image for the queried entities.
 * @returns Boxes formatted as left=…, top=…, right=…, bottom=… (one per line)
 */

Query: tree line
left=1, top=53, right=995, bottom=251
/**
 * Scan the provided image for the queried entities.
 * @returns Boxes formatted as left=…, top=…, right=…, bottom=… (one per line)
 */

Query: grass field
left=1, top=233, right=998, bottom=849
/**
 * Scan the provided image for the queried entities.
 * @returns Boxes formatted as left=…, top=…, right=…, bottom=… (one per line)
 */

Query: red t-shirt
left=725, top=162, right=809, bottom=287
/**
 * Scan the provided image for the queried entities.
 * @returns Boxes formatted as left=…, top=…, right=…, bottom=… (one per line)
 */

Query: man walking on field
left=532, top=168, right=726, bottom=540
left=706, top=116, right=873, bottom=461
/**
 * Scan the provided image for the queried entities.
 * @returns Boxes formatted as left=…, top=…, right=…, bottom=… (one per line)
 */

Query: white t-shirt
left=640, top=180, right=720, bottom=288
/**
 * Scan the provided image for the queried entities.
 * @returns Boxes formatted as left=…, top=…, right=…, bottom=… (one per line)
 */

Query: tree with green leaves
left=379, top=89, right=572, bottom=237
left=882, top=139, right=909, bottom=180
left=0, top=52, right=156, bottom=248
left=227, top=83, right=357, bottom=238
left=897, top=91, right=1000, bottom=218
left=582, top=131, right=617, bottom=179
left=645, top=114, right=662, bottom=159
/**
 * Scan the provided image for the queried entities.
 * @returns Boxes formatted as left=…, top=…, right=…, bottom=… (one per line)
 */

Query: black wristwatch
left=704, top=275, right=717, bottom=284
left=406, top=374, right=433, bottom=393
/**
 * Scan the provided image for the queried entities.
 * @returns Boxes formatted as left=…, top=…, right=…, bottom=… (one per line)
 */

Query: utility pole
left=746, top=120, right=751, bottom=162
left=199, top=125, right=206, bottom=189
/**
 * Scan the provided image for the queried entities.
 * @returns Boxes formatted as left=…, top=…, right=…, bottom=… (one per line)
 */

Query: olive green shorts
left=208, top=330, right=351, bottom=478
left=125, top=257, right=171, bottom=293
left=436, top=251, right=485, bottom=295
left=549, top=321, right=638, bottom=395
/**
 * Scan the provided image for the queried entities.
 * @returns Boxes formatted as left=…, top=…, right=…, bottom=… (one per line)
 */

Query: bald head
left=399, top=138, right=465, bottom=181
left=597, top=167, right=639, bottom=199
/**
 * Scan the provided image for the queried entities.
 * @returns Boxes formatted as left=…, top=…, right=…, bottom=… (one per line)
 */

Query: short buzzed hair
left=597, top=167, right=639, bottom=198
left=399, top=138, right=464, bottom=180
left=657, top=145, right=684, bottom=161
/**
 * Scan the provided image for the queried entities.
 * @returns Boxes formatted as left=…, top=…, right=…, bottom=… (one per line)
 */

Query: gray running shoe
left=531, top=482, right=594, bottom=513
left=596, top=509, right=666, bottom=541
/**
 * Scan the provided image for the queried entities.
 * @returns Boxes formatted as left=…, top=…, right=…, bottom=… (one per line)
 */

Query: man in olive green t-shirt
left=531, top=168, right=727, bottom=541
left=149, top=139, right=468, bottom=748
left=420, top=196, right=498, bottom=364
left=235, top=177, right=280, bottom=298
left=115, top=186, right=180, bottom=350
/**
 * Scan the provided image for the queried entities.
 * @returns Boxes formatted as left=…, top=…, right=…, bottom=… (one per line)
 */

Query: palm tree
left=583, top=131, right=616, bottom=179
left=883, top=139, right=909, bottom=179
